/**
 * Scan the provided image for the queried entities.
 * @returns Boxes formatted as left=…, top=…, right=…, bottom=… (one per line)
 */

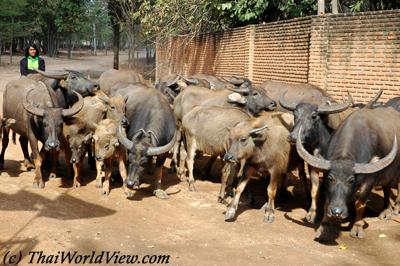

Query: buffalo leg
left=0, top=127, right=10, bottom=169
left=87, top=145, right=96, bottom=170
left=119, top=158, right=132, bottom=197
left=72, top=163, right=82, bottom=188
left=185, top=137, right=197, bottom=192
left=19, top=136, right=34, bottom=169
left=314, top=203, right=339, bottom=242
left=262, top=168, right=283, bottom=223
left=378, top=186, right=394, bottom=220
left=350, top=199, right=367, bottom=238
left=225, top=166, right=255, bottom=221
left=177, top=141, right=187, bottom=182
left=30, top=138, right=45, bottom=188
left=95, top=160, right=104, bottom=188
left=63, top=148, right=73, bottom=178
left=102, top=165, right=112, bottom=195
left=393, top=180, right=400, bottom=215
left=306, top=167, right=320, bottom=223
left=49, top=151, right=58, bottom=179
left=171, top=130, right=181, bottom=173
left=218, top=162, right=237, bottom=203
left=153, top=156, right=168, bottom=199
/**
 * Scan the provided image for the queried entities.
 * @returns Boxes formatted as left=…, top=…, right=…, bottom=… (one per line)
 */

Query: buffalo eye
left=328, top=175, right=334, bottom=183
left=347, top=176, right=355, bottom=184
left=311, top=112, right=318, bottom=119
left=105, top=144, right=109, bottom=150
left=252, top=91, right=258, bottom=96
left=240, top=136, right=247, bottom=142
left=110, top=105, right=116, bottom=110
left=70, top=75, right=77, bottom=80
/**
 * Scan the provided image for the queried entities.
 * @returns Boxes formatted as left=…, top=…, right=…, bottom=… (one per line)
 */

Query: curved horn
left=145, top=130, right=177, bottom=156
left=23, top=89, right=45, bottom=117
left=296, top=127, right=331, bottom=170
left=353, top=136, right=397, bottom=174
left=36, top=69, right=68, bottom=80
left=317, top=94, right=351, bottom=114
left=165, top=75, right=180, bottom=87
left=62, top=91, right=84, bottom=117
left=249, top=124, right=268, bottom=135
left=181, top=76, right=198, bottom=85
left=117, top=125, right=134, bottom=150
left=364, top=89, right=383, bottom=109
left=279, top=91, right=297, bottom=111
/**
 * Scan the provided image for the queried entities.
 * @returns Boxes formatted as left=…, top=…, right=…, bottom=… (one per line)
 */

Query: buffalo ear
left=227, top=93, right=246, bottom=105
left=249, top=125, right=268, bottom=142
left=59, top=79, right=68, bottom=89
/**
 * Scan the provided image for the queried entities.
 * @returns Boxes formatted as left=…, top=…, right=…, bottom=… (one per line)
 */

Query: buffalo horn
left=353, top=136, right=397, bottom=174
left=61, top=91, right=84, bottom=117
left=117, top=125, right=134, bottom=150
left=249, top=124, right=268, bottom=136
left=364, top=89, right=383, bottom=109
left=36, top=69, right=68, bottom=80
left=296, top=127, right=331, bottom=170
left=317, top=94, right=351, bottom=114
left=23, top=89, right=45, bottom=117
left=145, top=130, right=177, bottom=156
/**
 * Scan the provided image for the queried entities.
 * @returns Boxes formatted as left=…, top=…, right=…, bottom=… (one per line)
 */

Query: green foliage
left=0, top=0, right=29, bottom=40
left=55, top=0, right=88, bottom=34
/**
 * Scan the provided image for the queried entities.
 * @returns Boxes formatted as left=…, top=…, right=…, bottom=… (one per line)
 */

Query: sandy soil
left=0, top=54, right=399, bottom=266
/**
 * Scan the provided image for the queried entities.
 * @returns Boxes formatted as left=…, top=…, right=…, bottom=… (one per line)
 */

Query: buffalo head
left=227, top=86, right=277, bottom=115
left=280, top=92, right=351, bottom=144
left=117, top=125, right=176, bottom=189
left=36, top=69, right=99, bottom=96
left=296, top=127, right=397, bottom=220
left=23, top=89, right=84, bottom=151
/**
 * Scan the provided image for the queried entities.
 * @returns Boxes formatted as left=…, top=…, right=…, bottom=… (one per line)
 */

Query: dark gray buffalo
left=2, top=77, right=84, bottom=188
left=297, top=107, right=400, bottom=240
left=114, top=85, right=177, bottom=199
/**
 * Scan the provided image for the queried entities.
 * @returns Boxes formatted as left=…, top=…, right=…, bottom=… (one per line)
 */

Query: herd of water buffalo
left=1, top=69, right=400, bottom=243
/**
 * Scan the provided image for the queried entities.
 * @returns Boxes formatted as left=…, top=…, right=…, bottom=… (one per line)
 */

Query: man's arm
left=20, top=58, right=28, bottom=76
left=39, top=58, right=45, bottom=71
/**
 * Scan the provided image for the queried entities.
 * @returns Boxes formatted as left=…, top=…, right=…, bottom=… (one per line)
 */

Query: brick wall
left=156, top=10, right=400, bottom=103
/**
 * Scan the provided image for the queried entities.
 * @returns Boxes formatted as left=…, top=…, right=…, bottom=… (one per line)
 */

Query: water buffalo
left=114, top=85, right=176, bottom=199
left=99, top=69, right=146, bottom=95
left=223, top=112, right=305, bottom=222
left=2, top=77, right=84, bottom=188
left=261, top=80, right=332, bottom=111
left=280, top=91, right=382, bottom=223
left=93, top=119, right=129, bottom=195
left=172, top=85, right=277, bottom=176
left=180, top=106, right=251, bottom=193
left=385, top=96, right=400, bottom=111
left=297, top=107, right=400, bottom=240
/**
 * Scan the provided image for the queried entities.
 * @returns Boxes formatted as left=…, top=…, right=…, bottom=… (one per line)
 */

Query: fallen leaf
left=378, top=234, right=387, bottom=238
left=339, top=244, right=347, bottom=250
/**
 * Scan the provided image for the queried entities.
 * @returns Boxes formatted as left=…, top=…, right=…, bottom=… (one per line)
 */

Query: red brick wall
left=156, top=10, right=400, bottom=103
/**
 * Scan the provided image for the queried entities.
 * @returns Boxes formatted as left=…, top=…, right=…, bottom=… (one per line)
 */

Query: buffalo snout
left=125, top=178, right=140, bottom=189
left=327, top=206, right=347, bottom=220
left=223, top=153, right=236, bottom=162
left=45, top=140, right=60, bottom=151
left=266, top=100, right=277, bottom=111
left=287, top=133, right=297, bottom=144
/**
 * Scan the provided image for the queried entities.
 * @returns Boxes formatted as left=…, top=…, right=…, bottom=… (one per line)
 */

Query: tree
left=0, top=0, right=27, bottom=64
left=55, top=0, right=88, bottom=59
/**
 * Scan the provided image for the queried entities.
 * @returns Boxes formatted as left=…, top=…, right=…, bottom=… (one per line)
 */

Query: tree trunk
left=10, top=17, right=14, bottom=64
left=318, top=0, right=325, bottom=15
left=93, top=23, right=97, bottom=55
left=331, top=0, right=338, bottom=14
left=68, top=34, right=72, bottom=59
left=112, top=22, right=120, bottom=70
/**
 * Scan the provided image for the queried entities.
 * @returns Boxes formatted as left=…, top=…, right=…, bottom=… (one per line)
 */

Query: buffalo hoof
left=217, top=196, right=227, bottom=205
left=33, top=181, right=45, bottom=189
left=102, top=189, right=110, bottom=196
left=393, top=204, right=400, bottom=215
left=96, top=180, right=102, bottom=188
left=263, top=212, right=275, bottom=223
left=188, top=182, right=198, bottom=192
left=23, top=161, right=35, bottom=170
left=0, top=162, right=4, bottom=170
left=305, top=208, right=317, bottom=223
left=154, top=189, right=169, bottom=199
left=379, top=208, right=393, bottom=221
left=49, top=173, right=57, bottom=179
left=73, top=181, right=81, bottom=188
left=224, top=207, right=236, bottom=222
left=350, top=224, right=365, bottom=239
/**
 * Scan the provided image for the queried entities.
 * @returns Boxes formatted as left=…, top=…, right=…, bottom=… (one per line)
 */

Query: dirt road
left=0, top=55, right=399, bottom=265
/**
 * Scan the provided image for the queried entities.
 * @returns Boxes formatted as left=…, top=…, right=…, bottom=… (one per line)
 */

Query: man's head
left=25, top=44, right=39, bottom=58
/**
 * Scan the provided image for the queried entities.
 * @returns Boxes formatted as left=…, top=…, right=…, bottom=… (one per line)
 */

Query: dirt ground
left=0, top=54, right=399, bottom=266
